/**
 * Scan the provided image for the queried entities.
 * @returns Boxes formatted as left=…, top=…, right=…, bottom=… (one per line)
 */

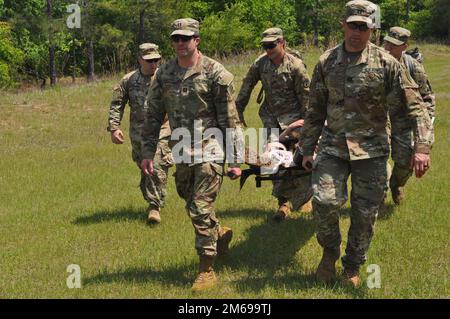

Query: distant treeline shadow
left=72, top=206, right=146, bottom=225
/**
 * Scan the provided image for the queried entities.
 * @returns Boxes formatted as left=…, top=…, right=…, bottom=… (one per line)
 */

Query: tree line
left=0, top=0, right=449, bottom=88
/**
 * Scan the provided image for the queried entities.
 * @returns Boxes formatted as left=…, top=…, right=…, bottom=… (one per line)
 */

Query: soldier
left=300, top=0, right=433, bottom=287
left=383, top=27, right=436, bottom=204
left=236, top=27, right=313, bottom=222
left=107, top=43, right=173, bottom=224
left=140, top=18, right=243, bottom=291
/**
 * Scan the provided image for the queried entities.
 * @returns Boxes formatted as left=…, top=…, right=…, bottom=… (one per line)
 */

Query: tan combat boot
left=273, top=198, right=291, bottom=222
left=147, top=206, right=161, bottom=224
left=300, top=200, right=313, bottom=213
left=342, top=267, right=361, bottom=288
left=217, top=226, right=233, bottom=256
left=391, top=187, right=405, bottom=205
left=316, top=247, right=340, bottom=283
left=192, top=255, right=218, bottom=292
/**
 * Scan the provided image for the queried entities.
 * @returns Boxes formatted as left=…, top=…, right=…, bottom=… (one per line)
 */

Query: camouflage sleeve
left=235, top=61, right=261, bottom=120
left=214, top=69, right=243, bottom=168
left=293, top=61, right=310, bottom=117
left=388, top=61, right=433, bottom=154
left=141, top=70, right=166, bottom=160
left=300, top=62, right=328, bottom=156
left=414, top=62, right=436, bottom=119
left=107, top=78, right=128, bottom=131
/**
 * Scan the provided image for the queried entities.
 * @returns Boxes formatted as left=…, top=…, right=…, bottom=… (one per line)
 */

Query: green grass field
left=0, top=44, right=449, bottom=299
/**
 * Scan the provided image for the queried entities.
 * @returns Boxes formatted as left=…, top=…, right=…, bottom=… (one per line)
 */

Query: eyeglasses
left=261, top=41, right=278, bottom=50
left=144, top=58, right=160, bottom=64
left=347, top=22, right=369, bottom=32
left=171, top=35, right=194, bottom=43
left=383, top=41, right=402, bottom=48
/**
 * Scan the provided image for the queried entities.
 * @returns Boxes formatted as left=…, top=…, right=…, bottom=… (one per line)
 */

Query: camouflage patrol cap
left=384, top=27, right=411, bottom=46
left=261, top=27, right=283, bottom=43
left=139, top=43, right=161, bottom=60
left=170, top=18, right=200, bottom=37
left=345, top=0, right=378, bottom=28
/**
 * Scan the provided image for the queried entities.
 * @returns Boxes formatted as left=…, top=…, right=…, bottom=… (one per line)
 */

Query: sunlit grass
left=0, top=44, right=448, bottom=298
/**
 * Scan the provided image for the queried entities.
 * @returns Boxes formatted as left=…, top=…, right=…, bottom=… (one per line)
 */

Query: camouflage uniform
left=108, top=43, right=173, bottom=211
left=142, top=38, right=242, bottom=256
left=301, top=36, right=433, bottom=270
left=384, top=27, right=436, bottom=192
left=236, top=28, right=312, bottom=210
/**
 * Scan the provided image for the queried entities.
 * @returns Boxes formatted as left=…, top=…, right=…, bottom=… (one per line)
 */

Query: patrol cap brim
left=260, top=36, right=280, bottom=43
left=142, top=52, right=161, bottom=60
left=346, top=15, right=373, bottom=27
left=170, top=29, right=196, bottom=37
left=383, top=35, right=405, bottom=46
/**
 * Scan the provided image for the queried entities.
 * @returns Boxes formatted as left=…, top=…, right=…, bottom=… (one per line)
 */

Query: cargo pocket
left=209, top=162, right=224, bottom=177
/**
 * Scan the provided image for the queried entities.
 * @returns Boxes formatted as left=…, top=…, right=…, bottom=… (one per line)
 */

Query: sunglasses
left=144, top=58, right=160, bottom=64
left=261, top=41, right=279, bottom=50
left=347, top=22, right=369, bottom=32
left=171, top=35, right=194, bottom=43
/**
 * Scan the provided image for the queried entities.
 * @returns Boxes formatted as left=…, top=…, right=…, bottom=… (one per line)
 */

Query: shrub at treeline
left=0, top=0, right=449, bottom=88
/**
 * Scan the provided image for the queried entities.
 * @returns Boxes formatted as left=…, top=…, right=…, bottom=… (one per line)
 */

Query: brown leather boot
left=391, top=186, right=405, bottom=205
left=316, top=247, right=340, bottom=282
left=192, top=255, right=218, bottom=292
left=147, top=206, right=161, bottom=224
left=273, top=198, right=291, bottom=222
left=342, top=267, right=361, bottom=287
left=300, top=200, right=313, bottom=213
left=217, top=226, right=233, bottom=256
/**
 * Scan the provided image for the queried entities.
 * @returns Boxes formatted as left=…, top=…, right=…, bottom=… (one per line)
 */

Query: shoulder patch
left=320, top=45, right=340, bottom=69
left=399, top=66, right=419, bottom=89
left=117, top=69, right=139, bottom=91
left=216, top=69, right=234, bottom=86
left=254, top=53, right=268, bottom=63
left=288, top=53, right=308, bottom=71
left=123, top=70, right=138, bottom=81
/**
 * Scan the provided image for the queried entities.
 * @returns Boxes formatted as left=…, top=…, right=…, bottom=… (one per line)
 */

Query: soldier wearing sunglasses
left=107, top=43, right=173, bottom=225
left=236, top=27, right=313, bottom=222
left=300, top=0, right=433, bottom=287
left=141, top=18, right=243, bottom=292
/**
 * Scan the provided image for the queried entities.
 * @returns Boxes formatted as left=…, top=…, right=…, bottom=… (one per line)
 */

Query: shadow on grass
left=82, top=207, right=368, bottom=297
left=232, top=273, right=369, bottom=298
left=84, top=264, right=195, bottom=288
left=217, top=208, right=273, bottom=220
left=216, top=210, right=368, bottom=297
left=220, top=210, right=316, bottom=273
left=72, top=206, right=146, bottom=225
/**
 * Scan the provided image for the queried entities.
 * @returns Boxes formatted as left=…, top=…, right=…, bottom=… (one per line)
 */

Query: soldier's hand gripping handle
left=227, top=167, right=242, bottom=180
left=141, top=159, right=154, bottom=176
left=302, top=155, right=314, bottom=171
